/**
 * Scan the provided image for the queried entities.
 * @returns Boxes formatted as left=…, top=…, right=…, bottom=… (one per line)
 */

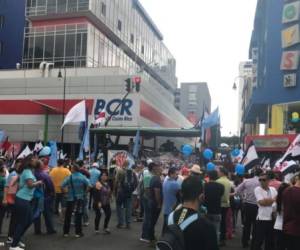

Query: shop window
left=101, top=2, right=106, bottom=16
left=130, top=33, right=134, bottom=44
left=117, top=20, right=122, bottom=31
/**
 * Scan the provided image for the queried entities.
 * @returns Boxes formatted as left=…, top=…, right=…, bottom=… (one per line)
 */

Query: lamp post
left=58, top=68, right=67, bottom=151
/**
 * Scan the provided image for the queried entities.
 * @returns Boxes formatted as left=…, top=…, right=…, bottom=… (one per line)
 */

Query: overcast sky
left=140, top=0, right=257, bottom=136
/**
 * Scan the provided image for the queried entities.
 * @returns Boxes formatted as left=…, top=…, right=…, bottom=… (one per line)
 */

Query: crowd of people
left=0, top=147, right=299, bottom=250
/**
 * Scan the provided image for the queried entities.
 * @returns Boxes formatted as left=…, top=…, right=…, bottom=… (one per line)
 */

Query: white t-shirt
left=254, top=186, right=277, bottom=221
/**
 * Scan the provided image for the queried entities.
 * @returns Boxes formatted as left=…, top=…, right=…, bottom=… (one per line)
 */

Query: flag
left=1, top=137, right=11, bottom=152
left=133, top=130, right=140, bottom=158
left=274, top=160, right=299, bottom=175
left=0, top=130, right=5, bottom=143
left=17, top=145, right=32, bottom=159
left=48, top=141, right=58, bottom=167
left=202, top=107, right=220, bottom=129
left=262, top=158, right=271, bottom=171
left=57, top=150, right=67, bottom=160
left=61, top=100, right=86, bottom=128
left=33, top=141, right=43, bottom=153
left=94, top=110, right=106, bottom=127
left=277, top=134, right=300, bottom=163
left=78, top=107, right=89, bottom=160
left=241, top=141, right=259, bottom=172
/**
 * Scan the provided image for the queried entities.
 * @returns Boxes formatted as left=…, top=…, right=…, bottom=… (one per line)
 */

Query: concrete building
left=0, top=0, right=192, bottom=149
left=177, top=82, right=211, bottom=125
left=0, top=0, right=26, bottom=69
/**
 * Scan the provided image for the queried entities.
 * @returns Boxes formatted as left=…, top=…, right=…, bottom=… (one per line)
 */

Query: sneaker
left=103, top=228, right=111, bottom=234
left=47, top=230, right=57, bottom=235
left=18, top=241, right=25, bottom=248
left=83, top=222, right=89, bottom=227
left=75, top=233, right=84, bottom=238
left=116, top=224, right=125, bottom=229
left=140, top=238, right=150, bottom=243
left=95, top=230, right=100, bottom=234
left=6, top=237, right=13, bottom=244
left=63, top=234, right=69, bottom=238
left=9, top=247, right=24, bottom=250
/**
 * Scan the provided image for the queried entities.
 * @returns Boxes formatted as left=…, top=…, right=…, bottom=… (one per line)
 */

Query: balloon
left=207, top=162, right=215, bottom=171
left=182, top=144, right=193, bottom=156
left=231, top=148, right=240, bottom=157
left=203, top=148, right=213, bottom=160
left=39, top=146, right=51, bottom=157
left=235, top=164, right=245, bottom=176
left=292, top=112, right=300, bottom=123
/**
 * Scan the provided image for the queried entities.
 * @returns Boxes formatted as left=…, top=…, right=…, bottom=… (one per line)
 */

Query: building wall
left=0, top=0, right=26, bottom=69
left=179, top=82, right=211, bottom=123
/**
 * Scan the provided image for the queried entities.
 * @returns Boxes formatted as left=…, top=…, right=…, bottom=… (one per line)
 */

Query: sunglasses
left=259, top=179, right=267, bottom=182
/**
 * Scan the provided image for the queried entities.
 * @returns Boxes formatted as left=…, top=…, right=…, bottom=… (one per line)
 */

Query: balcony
left=26, top=0, right=90, bottom=17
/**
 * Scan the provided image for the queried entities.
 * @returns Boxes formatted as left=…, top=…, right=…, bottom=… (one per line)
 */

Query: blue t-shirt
left=89, top=168, right=101, bottom=187
left=163, top=176, right=181, bottom=215
left=16, top=169, right=37, bottom=201
left=62, top=172, right=90, bottom=201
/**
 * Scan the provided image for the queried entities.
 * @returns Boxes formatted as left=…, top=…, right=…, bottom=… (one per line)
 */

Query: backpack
left=121, top=169, right=137, bottom=198
left=156, top=211, right=199, bottom=250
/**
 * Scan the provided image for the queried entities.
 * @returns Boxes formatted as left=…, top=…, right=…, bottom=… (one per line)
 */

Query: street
left=1, top=209, right=244, bottom=250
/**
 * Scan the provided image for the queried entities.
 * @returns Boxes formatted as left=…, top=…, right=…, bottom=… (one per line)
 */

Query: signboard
left=282, top=24, right=300, bottom=48
left=281, top=51, right=299, bottom=70
left=282, top=1, right=300, bottom=23
left=283, top=73, right=297, bottom=87
left=93, top=94, right=140, bottom=127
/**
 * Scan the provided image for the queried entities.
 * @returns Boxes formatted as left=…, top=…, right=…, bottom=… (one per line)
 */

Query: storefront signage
left=283, top=73, right=297, bottom=87
left=282, top=24, right=300, bottom=48
left=282, top=1, right=300, bottom=23
left=253, top=137, right=291, bottom=149
left=281, top=51, right=299, bottom=70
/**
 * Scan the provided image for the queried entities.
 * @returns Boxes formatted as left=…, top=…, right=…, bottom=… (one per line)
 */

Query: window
left=0, top=41, right=3, bottom=56
left=117, top=20, right=122, bottom=31
left=130, top=34, right=134, bottom=44
left=189, top=85, right=197, bottom=92
left=0, top=16, right=4, bottom=29
left=101, top=2, right=106, bottom=16
left=141, top=45, right=144, bottom=54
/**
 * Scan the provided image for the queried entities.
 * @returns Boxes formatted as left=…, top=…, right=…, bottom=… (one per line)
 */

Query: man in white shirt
left=252, top=173, right=277, bottom=250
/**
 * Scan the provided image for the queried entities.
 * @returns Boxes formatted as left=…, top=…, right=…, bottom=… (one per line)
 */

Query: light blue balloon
left=235, top=164, right=245, bottom=175
left=207, top=162, right=215, bottom=171
left=39, top=146, right=51, bottom=157
left=203, top=148, right=213, bottom=160
left=182, top=144, right=193, bottom=156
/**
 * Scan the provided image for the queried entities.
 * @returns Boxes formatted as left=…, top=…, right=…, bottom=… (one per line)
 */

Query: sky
left=140, top=0, right=257, bottom=136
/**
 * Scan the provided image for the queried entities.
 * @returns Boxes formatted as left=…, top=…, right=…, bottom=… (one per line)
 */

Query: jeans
left=116, top=195, right=132, bottom=226
left=8, top=204, right=17, bottom=238
left=206, top=214, right=222, bottom=240
left=242, top=203, right=258, bottom=247
left=11, top=197, right=33, bottom=247
left=141, top=197, right=151, bottom=240
left=149, top=204, right=161, bottom=241
left=0, top=202, right=7, bottom=234
left=94, top=204, right=111, bottom=230
left=34, top=197, right=55, bottom=233
left=220, top=207, right=229, bottom=242
left=252, top=220, right=274, bottom=250
left=83, top=196, right=89, bottom=223
left=63, top=200, right=84, bottom=235
left=54, top=193, right=65, bottom=214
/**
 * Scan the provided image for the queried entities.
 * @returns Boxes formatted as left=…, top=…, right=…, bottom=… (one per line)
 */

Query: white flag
left=94, top=110, right=106, bottom=126
left=279, top=134, right=300, bottom=162
left=241, top=141, right=259, bottom=171
left=33, top=141, right=43, bottom=152
left=17, top=146, right=32, bottom=159
left=61, top=100, right=86, bottom=128
left=274, top=160, right=298, bottom=175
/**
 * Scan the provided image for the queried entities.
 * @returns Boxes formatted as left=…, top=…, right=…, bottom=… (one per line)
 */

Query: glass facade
left=25, top=0, right=177, bottom=90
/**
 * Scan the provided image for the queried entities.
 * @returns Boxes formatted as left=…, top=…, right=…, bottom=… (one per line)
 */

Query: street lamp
left=58, top=68, right=67, bottom=151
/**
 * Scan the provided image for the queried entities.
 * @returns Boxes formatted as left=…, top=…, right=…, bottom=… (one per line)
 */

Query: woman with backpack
left=93, top=172, right=112, bottom=234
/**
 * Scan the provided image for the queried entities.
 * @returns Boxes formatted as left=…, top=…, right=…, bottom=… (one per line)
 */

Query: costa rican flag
left=94, top=110, right=106, bottom=126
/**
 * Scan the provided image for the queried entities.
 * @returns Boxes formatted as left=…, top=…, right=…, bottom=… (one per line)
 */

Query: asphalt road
left=0, top=208, right=244, bottom=250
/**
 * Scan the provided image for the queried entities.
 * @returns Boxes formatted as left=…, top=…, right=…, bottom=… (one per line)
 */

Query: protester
left=162, top=167, right=181, bottom=233
left=282, top=171, right=300, bottom=250
left=114, top=161, right=137, bottom=229
left=61, top=163, right=90, bottom=238
left=0, top=164, right=7, bottom=234
left=165, top=175, right=218, bottom=250
left=10, top=158, right=43, bottom=250
left=33, top=159, right=56, bottom=235
left=274, top=183, right=290, bottom=250
left=49, top=159, right=71, bottom=216
left=216, top=166, right=232, bottom=247
left=93, top=172, right=112, bottom=234
left=88, top=162, right=101, bottom=209
left=267, top=171, right=282, bottom=190
left=252, top=173, right=277, bottom=250
left=204, top=170, right=224, bottom=238
left=236, top=168, right=262, bottom=248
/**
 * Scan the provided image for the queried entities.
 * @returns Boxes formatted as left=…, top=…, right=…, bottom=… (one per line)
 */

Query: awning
left=90, top=127, right=201, bottom=138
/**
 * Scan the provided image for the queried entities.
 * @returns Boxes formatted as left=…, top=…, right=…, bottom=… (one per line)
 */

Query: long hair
left=276, top=183, right=290, bottom=214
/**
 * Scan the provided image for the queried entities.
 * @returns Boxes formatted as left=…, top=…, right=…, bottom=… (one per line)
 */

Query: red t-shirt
left=283, top=186, right=300, bottom=236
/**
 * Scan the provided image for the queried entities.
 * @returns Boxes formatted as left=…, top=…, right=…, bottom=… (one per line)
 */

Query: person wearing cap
left=38, top=146, right=51, bottom=173
left=49, top=159, right=71, bottom=217
left=88, top=162, right=101, bottom=209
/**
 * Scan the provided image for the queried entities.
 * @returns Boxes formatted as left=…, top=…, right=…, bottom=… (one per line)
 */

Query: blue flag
left=0, top=130, right=5, bottom=143
left=202, top=107, right=220, bottom=129
left=133, top=130, right=140, bottom=158
left=48, top=141, right=58, bottom=167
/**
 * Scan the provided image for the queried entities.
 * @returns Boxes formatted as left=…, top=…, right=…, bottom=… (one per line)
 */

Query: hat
left=92, top=162, right=99, bottom=168
left=190, top=164, right=202, bottom=175
left=38, top=146, right=51, bottom=157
